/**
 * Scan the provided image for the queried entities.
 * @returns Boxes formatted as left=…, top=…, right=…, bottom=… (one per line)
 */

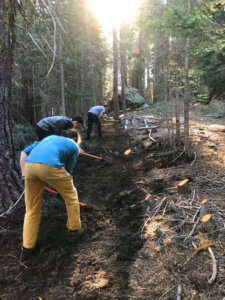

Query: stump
left=123, top=149, right=132, bottom=160
left=201, top=213, right=213, bottom=233
left=177, top=179, right=190, bottom=195
left=200, top=198, right=208, bottom=218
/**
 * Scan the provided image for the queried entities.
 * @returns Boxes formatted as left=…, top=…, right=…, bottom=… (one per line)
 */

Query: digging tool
left=82, top=152, right=113, bottom=164
left=44, top=187, right=88, bottom=207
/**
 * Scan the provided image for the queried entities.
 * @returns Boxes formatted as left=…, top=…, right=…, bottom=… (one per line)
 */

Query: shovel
left=44, top=187, right=88, bottom=207
left=82, top=152, right=113, bottom=164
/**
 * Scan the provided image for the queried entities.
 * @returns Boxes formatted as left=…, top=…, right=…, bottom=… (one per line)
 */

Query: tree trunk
left=153, top=33, right=164, bottom=102
left=60, top=38, right=66, bottom=116
left=137, top=29, right=145, bottom=96
left=174, top=38, right=181, bottom=142
left=145, top=54, right=153, bottom=103
left=0, top=0, right=23, bottom=213
left=130, top=30, right=145, bottom=96
left=113, top=26, right=119, bottom=115
left=120, top=22, right=127, bottom=113
left=183, top=35, right=191, bottom=156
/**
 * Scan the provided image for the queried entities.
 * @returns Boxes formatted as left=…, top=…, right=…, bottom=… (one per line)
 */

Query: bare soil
left=0, top=106, right=225, bottom=299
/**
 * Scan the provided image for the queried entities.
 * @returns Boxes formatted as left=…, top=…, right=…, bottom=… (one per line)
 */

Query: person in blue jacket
left=19, top=129, right=86, bottom=262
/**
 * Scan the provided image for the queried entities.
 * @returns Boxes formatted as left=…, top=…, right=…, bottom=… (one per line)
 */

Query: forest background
left=0, top=0, right=225, bottom=211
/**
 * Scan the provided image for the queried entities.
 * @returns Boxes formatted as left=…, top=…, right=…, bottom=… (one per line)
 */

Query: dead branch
left=155, top=150, right=177, bottom=157
left=190, top=152, right=197, bottom=166
left=124, top=119, right=129, bottom=130
left=208, top=247, right=217, bottom=284
left=159, top=285, right=176, bottom=300
left=40, top=0, right=57, bottom=78
left=192, top=206, right=201, bottom=223
left=159, top=285, right=177, bottom=299
left=155, top=227, right=165, bottom=245
left=27, top=32, right=47, bottom=57
left=189, top=189, right=196, bottom=206
left=141, top=197, right=167, bottom=238
left=0, top=190, right=25, bottom=218
left=184, top=218, right=200, bottom=244
left=177, top=285, right=182, bottom=300
left=148, top=130, right=157, bottom=142
left=169, top=151, right=184, bottom=165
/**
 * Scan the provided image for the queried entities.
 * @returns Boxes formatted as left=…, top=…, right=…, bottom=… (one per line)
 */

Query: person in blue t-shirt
left=19, top=129, right=86, bottom=262
left=87, top=104, right=110, bottom=140
left=36, top=115, right=84, bottom=141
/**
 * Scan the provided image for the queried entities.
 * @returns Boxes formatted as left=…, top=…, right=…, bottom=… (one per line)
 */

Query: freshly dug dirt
left=0, top=109, right=225, bottom=299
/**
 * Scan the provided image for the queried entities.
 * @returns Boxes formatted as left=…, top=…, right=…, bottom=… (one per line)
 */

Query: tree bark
left=0, top=0, right=23, bottom=213
left=183, top=35, right=191, bottom=155
left=183, top=0, right=191, bottom=156
left=113, top=26, right=119, bottom=115
left=174, top=38, right=181, bottom=142
left=120, top=22, right=127, bottom=113
left=60, top=37, right=66, bottom=116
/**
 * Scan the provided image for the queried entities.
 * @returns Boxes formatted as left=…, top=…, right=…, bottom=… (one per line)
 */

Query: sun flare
left=88, top=0, right=143, bottom=32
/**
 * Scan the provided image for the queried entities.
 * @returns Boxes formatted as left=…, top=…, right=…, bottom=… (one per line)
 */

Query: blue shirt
left=23, top=135, right=79, bottom=174
left=88, top=106, right=106, bottom=116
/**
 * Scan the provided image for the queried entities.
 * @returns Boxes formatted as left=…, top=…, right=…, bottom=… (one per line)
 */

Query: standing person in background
left=19, top=129, right=86, bottom=263
left=36, top=115, right=83, bottom=141
left=87, top=104, right=110, bottom=141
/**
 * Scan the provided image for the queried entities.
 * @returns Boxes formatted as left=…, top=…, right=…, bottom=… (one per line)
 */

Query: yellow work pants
left=23, top=163, right=81, bottom=249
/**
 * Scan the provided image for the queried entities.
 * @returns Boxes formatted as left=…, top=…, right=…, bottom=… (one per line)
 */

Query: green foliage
left=12, top=124, right=37, bottom=151
left=194, top=94, right=209, bottom=103
left=146, top=102, right=168, bottom=115
left=12, top=0, right=108, bottom=122
left=199, top=101, right=225, bottom=115
left=161, top=5, right=204, bottom=37
left=143, top=1, right=204, bottom=38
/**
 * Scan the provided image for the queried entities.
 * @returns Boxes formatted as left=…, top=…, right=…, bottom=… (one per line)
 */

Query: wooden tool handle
left=83, top=152, right=103, bottom=160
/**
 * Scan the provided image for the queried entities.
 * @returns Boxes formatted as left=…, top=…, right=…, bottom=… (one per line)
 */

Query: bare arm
left=99, top=111, right=108, bottom=121
left=79, top=147, right=85, bottom=154
left=20, top=151, right=27, bottom=178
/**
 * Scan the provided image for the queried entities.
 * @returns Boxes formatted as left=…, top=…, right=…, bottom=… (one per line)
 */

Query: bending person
left=19, top=129, right=86, bottom=262
left=36, top=115, right=83, bottom=140
left=87, top=104, right=109, bottom=141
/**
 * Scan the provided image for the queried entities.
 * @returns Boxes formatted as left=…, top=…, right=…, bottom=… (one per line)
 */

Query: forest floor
left=0, top=103, right=225, bottom=299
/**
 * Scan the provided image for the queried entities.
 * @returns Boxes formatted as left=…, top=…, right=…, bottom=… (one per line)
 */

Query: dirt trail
left=0, top=120, right=145, bottom=299
left=0, top=113, right=225, bottom=299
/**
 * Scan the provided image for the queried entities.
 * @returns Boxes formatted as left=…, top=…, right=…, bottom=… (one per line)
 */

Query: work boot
left=20, top=246, right=34, bottom=264
left=67, top=223, right=87, bottom=243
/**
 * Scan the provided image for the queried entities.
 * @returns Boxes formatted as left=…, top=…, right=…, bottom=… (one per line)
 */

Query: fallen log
left=136, top=125, right=158, bottom=130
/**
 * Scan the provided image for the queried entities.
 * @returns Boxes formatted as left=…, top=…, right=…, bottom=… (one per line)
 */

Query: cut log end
left=177, top=179, right=190, bottom=195
left=200, top=198, right=208, bottom=205
left=124, top=149, right=132, bottom=160
left=201, top=214, right=213, bottom=233
left=201, top=213, right=212, bottom=223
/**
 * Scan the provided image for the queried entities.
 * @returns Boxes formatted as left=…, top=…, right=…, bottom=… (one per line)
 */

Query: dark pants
left=36, top=125, right=51, bottom=141
left=87, top=113, right=102, bottom=140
